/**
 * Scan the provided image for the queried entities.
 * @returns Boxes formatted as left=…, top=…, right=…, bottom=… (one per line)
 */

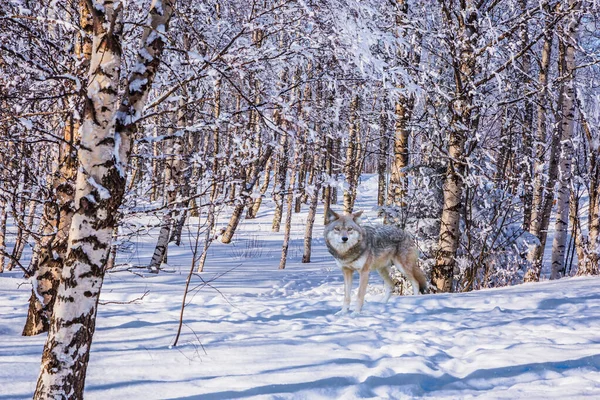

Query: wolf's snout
left=341, top=236, right=348, bottom=242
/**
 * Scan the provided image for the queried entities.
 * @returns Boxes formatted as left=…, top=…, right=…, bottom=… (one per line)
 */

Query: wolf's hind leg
left=377, top=266, right=394, bottom=303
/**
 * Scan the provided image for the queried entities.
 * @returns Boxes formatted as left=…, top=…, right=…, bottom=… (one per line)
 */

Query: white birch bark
left=343, top=94, right=359, bottom=213
left=550, top=3, right=580, bottom=280
left=35, top=1, right=175, bottom=398
left=529, top=3, right=555, bottom=238
left=432, top=3, right=477, bottom=293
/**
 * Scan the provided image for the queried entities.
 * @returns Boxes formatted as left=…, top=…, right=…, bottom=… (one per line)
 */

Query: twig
left=99, top=290, right=150, bottom=305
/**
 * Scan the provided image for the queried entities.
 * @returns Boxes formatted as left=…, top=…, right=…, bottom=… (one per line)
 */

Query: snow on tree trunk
left=23, top=115, right=80, bottom=336
left=388, top=0, right=420, bottom=207
left=529, top=4, right=555, bottom=244
left=550, top=5, right=580, bottom=280
left=518, top=0, right=535, bottom=231
left=343, top=94, right=360, bottom=213
left=23, top=1, right=92, bottom=333
left=34, top=1, right=175, bottom=398
left=432, top=4, right=477, bottom=293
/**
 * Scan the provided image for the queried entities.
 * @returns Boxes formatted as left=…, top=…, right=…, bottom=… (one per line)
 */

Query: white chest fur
left=334, top=252, right=369, bottom=271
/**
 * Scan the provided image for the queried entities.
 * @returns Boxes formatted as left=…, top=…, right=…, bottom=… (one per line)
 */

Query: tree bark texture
left=550, top=4, right=580, bottom=280
left=35, top=1, right=175, bottom=398
left=432, top=3, right=477, bottom=293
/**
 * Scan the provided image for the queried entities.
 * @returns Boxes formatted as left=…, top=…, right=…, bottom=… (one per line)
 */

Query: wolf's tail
left=409, top=248, right=429, bottom=294
left=415, top=268, right=429, bottom=294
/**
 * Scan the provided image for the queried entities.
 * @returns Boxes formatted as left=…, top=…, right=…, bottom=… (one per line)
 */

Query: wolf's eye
left=334, top=227, right=341, bottom=231
left=347, top=227, right=353, bottom=232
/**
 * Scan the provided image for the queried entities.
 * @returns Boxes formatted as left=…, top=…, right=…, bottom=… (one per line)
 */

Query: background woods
left=1, top=0, right=600, bottom=397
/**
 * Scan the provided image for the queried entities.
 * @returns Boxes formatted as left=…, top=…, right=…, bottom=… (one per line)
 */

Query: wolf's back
left=363, top=225, right=414, bottom=253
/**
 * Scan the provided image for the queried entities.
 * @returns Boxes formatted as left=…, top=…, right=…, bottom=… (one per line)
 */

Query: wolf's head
left=324, top=209, right=364, bottom=251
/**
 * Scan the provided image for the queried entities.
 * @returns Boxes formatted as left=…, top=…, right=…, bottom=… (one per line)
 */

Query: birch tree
left=35, top=1, right=175, bottom=397
left=550, top=0, right=581, bottom=280
left=431, top=1, right=478, bottom=293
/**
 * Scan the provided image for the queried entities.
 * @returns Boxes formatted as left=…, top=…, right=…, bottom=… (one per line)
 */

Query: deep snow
left=1, top=176, right=600, bottom=399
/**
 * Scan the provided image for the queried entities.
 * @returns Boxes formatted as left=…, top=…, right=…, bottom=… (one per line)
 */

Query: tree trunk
left=377, top=107, right=389, bottom=207
left=220, top=146, right=273, bottom=244
left=272, top=130, right=288, bottom=232
left=247, top=156, right=272, bottom=219
left=7, top=199, right=36, bottom=271
left=550, top=6, right=580, bottom=280
left=518, top=0, right=535, bottom=231
left=148, top=97, right=187, bottom=272
left=303, top=130, right=324, bottom=263
left=525, top=5, right=557, bottom=282
left=529, top=4, right=555, bottom=239
left=35, top=2, right=174, bottom=398
left=0, top=200, right=7, bottom=273
left=388, top=0, right=420, bottom=207
left=279, top=144, right=299, bottom=270
left=322, top=136, right=334, bottom=224
left=432, top=3, right=477, bottom=293
left=343, top=94, right=360, bottom=213
left=575, top=92, right=599, bottom=275
left=23, top=2, right=92, bottom=335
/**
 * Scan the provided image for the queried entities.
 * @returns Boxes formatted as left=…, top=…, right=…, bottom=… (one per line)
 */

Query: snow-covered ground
left=1, top=176, right=600, bottom=399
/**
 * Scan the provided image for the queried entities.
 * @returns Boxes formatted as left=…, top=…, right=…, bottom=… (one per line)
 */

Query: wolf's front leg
left=355, top=268, right=370, bottom=313
left=336, top=267, right=353, bottom=315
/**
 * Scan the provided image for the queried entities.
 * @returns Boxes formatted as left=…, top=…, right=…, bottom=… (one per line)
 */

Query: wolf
left=324, top=209, right=428, bottom=314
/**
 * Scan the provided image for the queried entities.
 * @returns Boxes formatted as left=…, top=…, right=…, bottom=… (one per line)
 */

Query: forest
left=1, top=0, right=599, bottom=398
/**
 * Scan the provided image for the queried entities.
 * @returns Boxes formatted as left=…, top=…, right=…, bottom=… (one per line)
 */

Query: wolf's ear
left=352, top=210, right=363, bottom=222
left=325, top=209, right=340, bottom=224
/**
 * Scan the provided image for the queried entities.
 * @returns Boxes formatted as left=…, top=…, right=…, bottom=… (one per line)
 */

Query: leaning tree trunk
left=220, top=146, right=273, bottom=244
left=247, top=157, right=272, bottom=219
left=34, top=2, right=174, bottom=398
left=550, top=6, right=580, bottom=280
